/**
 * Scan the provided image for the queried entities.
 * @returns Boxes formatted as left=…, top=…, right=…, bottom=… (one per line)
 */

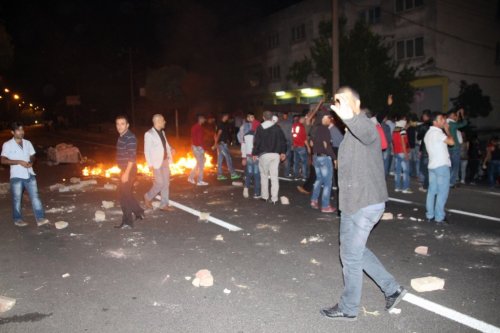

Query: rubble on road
left=102, top=201, right=115, bottom=209
left=256, top=224, right=280, bottom=232
left=310, top=259, right=321, bottom=265
left=388, top=308, right=402, bottom=315
left=103, top=183, right=117, bottom=191
left=46, top=205, right=76, bottom=214
left=381, top=212, right=394, bottom=220
left=55, top=221, right=69, bottom=230
left=70, top=177, right=81, bottom=184
left=411, top=276, right=445, bottom=292
left=192, top=269, right=214, bottom=287
left=94, top=210, right=106, bottom=222
left=51, top=179, right=98, bottom=192
left=0, top=183, right=9, bottom=195
left=231, top=181, right=244, bottom=187
left=301, top=235, right=325, bottom=244
left=214, top=234, right=224, bottom=242
left=62, top=273, right=71, bottom=278
left=47, top=143, right=82, bottom=164
left=280, top=196, right=290, bottom=205
left=397, top=213, right=404, bottom=220
left=0, top=296, right=16, bottom=313
left=279, top=249, right=289, bottom=255
left=223, top=288, right=231, bottom=294
left=361, top=306, right=380, bottom=317
left=199, top=212, right=210, bottom=222
left=414, top=246, right=429, bottom=256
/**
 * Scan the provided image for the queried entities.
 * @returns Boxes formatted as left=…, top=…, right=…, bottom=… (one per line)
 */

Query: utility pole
left=128, top=47, right=135, bottom=126
left=332, top=0, right=340, bottom=96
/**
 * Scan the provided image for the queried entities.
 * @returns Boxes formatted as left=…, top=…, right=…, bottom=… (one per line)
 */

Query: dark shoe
left=436, top=217, right=449, bottom=225
left=320, top=304, right=357, bottom=321
left=385, top=287, right=407, bottom=311
left=426, top=217, right=434, bottom=223
left=160, top=206, right=175, bottom=212
left=134, top=212, right=145, bottom=221
left=114, top=223, right=133, bottom=229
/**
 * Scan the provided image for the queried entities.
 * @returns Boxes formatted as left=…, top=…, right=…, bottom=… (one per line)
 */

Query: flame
left=82, top=153, right=213, bottom=178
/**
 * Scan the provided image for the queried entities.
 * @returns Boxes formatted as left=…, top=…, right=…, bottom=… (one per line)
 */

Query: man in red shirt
left=292, top=115, right=308, bottom=180
left=392, top=119, right=411, bottom=193
left=188, top=114, right=208, bottom=186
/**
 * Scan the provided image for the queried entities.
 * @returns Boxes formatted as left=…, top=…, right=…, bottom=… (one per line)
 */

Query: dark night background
left=0, top=0, right=302, bottom=124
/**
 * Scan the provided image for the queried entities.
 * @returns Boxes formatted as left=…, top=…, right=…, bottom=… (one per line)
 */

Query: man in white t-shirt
left=1, top=122, right=49, bottom=227
left=424, top=112, right=455, bottom=224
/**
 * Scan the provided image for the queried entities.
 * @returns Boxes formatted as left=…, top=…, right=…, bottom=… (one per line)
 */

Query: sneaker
left=418, top=186, right=427, bottom=193
left=14, top=220, right=28, bottom=227
left=243, top=187, right=249, bottom=198
left=196, top=181, right=208, bottom=186
left=230, top=174, right=241, bottom=180
left=395, top=188, right=402, bottom=192
left=320, top=304, right=357, bottom=321
left=402, top=188, right=413, bottom=194
left=217, top=175, right=228, bottom=181
left=310, top=200, right=319, bottom=209
left=36, top=218, right=50, bottom=227
left=321, top=206, right=337, bottom=213
left=253, top=195, right=261, bottom=199
left=385, top=287, right=407, bottom=311
left=188, top=178, right=196, bottom=185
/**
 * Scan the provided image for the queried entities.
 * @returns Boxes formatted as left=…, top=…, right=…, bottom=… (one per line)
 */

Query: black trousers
left=119, top=168, right=143, bottom=225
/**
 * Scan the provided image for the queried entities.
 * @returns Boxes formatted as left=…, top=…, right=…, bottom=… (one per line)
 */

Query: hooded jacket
left=252, top=120, right=287, bottom=157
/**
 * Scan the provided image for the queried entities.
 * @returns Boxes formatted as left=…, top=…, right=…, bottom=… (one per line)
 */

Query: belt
left=314, top=154, right=329, bottom=157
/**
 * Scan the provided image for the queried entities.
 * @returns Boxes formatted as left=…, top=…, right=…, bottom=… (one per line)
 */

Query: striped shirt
left=116, top=130, right=137, bottom=169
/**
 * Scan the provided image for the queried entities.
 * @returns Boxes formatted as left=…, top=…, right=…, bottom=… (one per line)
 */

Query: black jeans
left=119, top=168, right=143, bottom=225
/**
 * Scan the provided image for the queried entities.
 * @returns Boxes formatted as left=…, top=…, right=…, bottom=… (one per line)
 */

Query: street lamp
left=13, top=94, right=20, bottom=100
left=4, top=88, right=9, bottom=93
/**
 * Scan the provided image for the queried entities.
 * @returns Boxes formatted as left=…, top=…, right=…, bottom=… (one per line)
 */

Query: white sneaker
left=14, top=220, right=28, bottom=227
left=188, top=178, right=196, bottom=185
left=402, top=188, right=413, bottom=194
left=395, top=188, right=402, bottom=192
left=37, top=218, right=50, bottom=227
left=197, top=181, right=208, bottom=186
left=243, top=187, right=249, bottom=198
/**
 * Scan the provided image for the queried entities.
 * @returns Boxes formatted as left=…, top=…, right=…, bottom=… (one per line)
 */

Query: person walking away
left=424, top=112, right=455, bottom=224
left=1, top=122, right=50, bottom=227
left=483, top=137, right=500, bottom=188
left=213, top=113, right=240, bottom=181
left=279, top=113, right=293, bottom=178
left=143, top=114, right=175, bottom=213
left=459, top=132, right=469, bottom=185
left=188, top=114, right=208, bottom=186
left=292, top=115, right=308, bottom=180
left=114, top=115, right=144, bottom=229
left=310, top=114, right=336, bottom=213
left=241, top=121, right=261, bottom=199
left=392, top=119, right=412, bottom=193
left=252, top=111, right=287, bottom=204
left=407, top=114, right=418, bottom=178
left=416, top=110, right=432, bottom=192
left=447, top=108, right=468, bottom=187
left=321, top=87, right=406, bottom=321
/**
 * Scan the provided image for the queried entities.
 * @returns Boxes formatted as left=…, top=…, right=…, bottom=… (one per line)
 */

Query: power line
left=346, top=0, right=496, bottom=51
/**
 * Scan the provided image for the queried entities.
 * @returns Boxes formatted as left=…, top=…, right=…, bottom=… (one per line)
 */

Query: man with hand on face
left=1, top=122, right=49, bottom=227
left=115, top=115, right=144, bottom=229
left=320, top=87, right=406, bottom=321
left=144, top=114, right=175, bottom=213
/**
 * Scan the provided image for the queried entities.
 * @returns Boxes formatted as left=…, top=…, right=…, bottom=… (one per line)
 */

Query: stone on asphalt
left=411, top=276, right=445, bottom=292
left=101, top=201, right=114, bottom=209
left=214, top=234, right=224, bottom=241
left=223, top=288, right=231, bottom=294
left=389, top=308, right=402, bottom=315
left=381, top=212, right=394, bottom=220
left=50, top=183, right=64, bottom=191
left=232, top=181, right=244, bottom=187
left=280, top=196, right=290, bottom=205
left=55, top=221, right=69, bottom=230
left=415, top=246, right=429, bottom=255
left=152, top=201, right=161, bottom=209
left=0, top=183, right=9, bottom=195
left=70, top=177, right=81, bottom=184
left=199, top=212, right=210, bottom=222
left=192, top=269, right=214, bottom=287
left=62, top=273, right=71, bottom=278
left=0, top=296, right=16, bottom=313
left=95, top=210, right=106, bottom=222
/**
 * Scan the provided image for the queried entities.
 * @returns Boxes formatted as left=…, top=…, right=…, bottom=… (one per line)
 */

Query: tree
left=288, top=20, right=415, bottom=115
left=450, top=80, right=493, bottom=118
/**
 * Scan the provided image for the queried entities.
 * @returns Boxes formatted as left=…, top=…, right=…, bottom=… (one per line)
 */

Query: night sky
left=0, top=0, right=302, bottom=119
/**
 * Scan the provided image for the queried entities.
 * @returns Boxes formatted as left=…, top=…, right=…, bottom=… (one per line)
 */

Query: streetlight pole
left=332, top=0, right=340, bottom=96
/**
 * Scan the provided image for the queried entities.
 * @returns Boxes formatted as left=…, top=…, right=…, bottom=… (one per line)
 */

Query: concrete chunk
left=280, top=196, right=290, bottom=205
left=103, top=183, right=117, bottom=191
left=95, top=210, right=106, bottom=222
left=414, top=246, right=429, bottom=256
left=0, top=296, right=16, bottom=313
left=192, top=269, right=213, bottom=287
left=381, top=212, right=394, bottom=220
left=55, top=221, right=69, bottom=229
left=411, top=276, right=445, bottom=292
left=102, top=201, right=115, bottom=209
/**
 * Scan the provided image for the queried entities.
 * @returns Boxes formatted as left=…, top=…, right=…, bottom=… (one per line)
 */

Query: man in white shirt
left=143, top=114, right=175, bottom=212
left=1, top=122, right=49, bottom=227
left=424, top=112, right=455, bottom=224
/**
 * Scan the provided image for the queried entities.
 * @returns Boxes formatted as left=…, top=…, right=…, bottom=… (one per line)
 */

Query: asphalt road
left=0, top=126, right=499, bottom=333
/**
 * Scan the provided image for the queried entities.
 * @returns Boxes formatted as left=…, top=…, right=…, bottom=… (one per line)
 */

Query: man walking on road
left=188, top=114, right=208, bottom=186
left=252, top=111, right=287, bottom=204
left=1, top=122, right=50, bottom=227
left=321, top=87, right=406, bottom=321
left=213, top=113, right=240, bottom=181
left=424, top=112, right=455, bottom=224
left=144, top=114, right=175, bottom=213
left=115, top=115, right=145, bottom=229
left=447, top=108, right=468, bottom=188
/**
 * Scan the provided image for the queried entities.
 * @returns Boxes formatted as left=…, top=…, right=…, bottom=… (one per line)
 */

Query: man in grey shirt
left=320, top=87, right=406, bottom=321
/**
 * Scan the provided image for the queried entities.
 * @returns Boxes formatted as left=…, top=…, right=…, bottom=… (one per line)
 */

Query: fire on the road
left=82, top=153, right=214, bottom=178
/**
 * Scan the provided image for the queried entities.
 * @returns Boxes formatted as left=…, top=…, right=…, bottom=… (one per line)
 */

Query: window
left=267, top=33, right=280, bottom=50
left=268, top=65, right=281, bottom=81
left=359, top=6, right=381, bottom=24
left=396, top=37, right=424, bottom=60
left=291, top=23, right=306, bottom=42
left=395, top=0, right=424, bottom=12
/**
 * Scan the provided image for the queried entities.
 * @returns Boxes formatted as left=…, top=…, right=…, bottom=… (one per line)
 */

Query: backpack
left=376, top=123, right=388, bottom=150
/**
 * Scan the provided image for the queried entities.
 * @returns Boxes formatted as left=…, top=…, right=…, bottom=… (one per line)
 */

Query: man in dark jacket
left=252, top=111, right=287, bottom=204
left=320, top=87, right=406, bottom=321
left=416, top=110, right=432, bottom=191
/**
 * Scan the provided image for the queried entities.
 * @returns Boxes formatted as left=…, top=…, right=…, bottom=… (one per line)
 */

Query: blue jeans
left=383, top=147, right=392, bottom=176
left=10, top=176, right=45, bottom=222
left=293, top=146, right=308, bottom=179
left=394, top=153, right=410, bottom=190
left=426, top=166, right=451, bottom=222
left=283, top=142, right=293, bottom=177
left=311, top=156, right=333, bottom=208
left=217, top=142, right=235, bottom=176
left=339, top=203, right=399, bottom=316
left=189, top=145, right=205, bottom=183
left=449, top=148, right=461, bottom=186
left=410, top=147, right=419, bottom=178
left=245, top=157, right=261, bottom=196
left=420, top=156, right=429, bottom=189
left=488, top=160, right=500, bottom=188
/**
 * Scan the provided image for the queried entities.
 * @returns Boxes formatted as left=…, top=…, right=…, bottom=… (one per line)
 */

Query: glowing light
left=29, top=103, right=33, bottom=107
left=275, top=91, right=286, bottom=97
left=4, top=88, right=9, bottom=93
left=300, top=88, right=322, bottom=97
left=13, top=94, right=20, bottom=100
left=35, top=120, right=38, bottom=124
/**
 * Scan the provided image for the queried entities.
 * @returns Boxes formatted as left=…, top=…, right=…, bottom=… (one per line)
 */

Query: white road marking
left=403, top=292, right=500, bottom=333
left=234, top=169, right=294, bottom=182
left=388, top=197, right=500, bottom=222
left=169, top=200, right=242, bottom=232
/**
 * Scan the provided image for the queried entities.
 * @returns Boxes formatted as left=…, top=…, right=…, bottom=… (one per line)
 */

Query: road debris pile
left=192, top=269, right=214, bottom=287
left=0, top=296, right=16, bottom=313
left=47, top=143, right=82, bottom=164
left=411, top=276, right=445, bottom=292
